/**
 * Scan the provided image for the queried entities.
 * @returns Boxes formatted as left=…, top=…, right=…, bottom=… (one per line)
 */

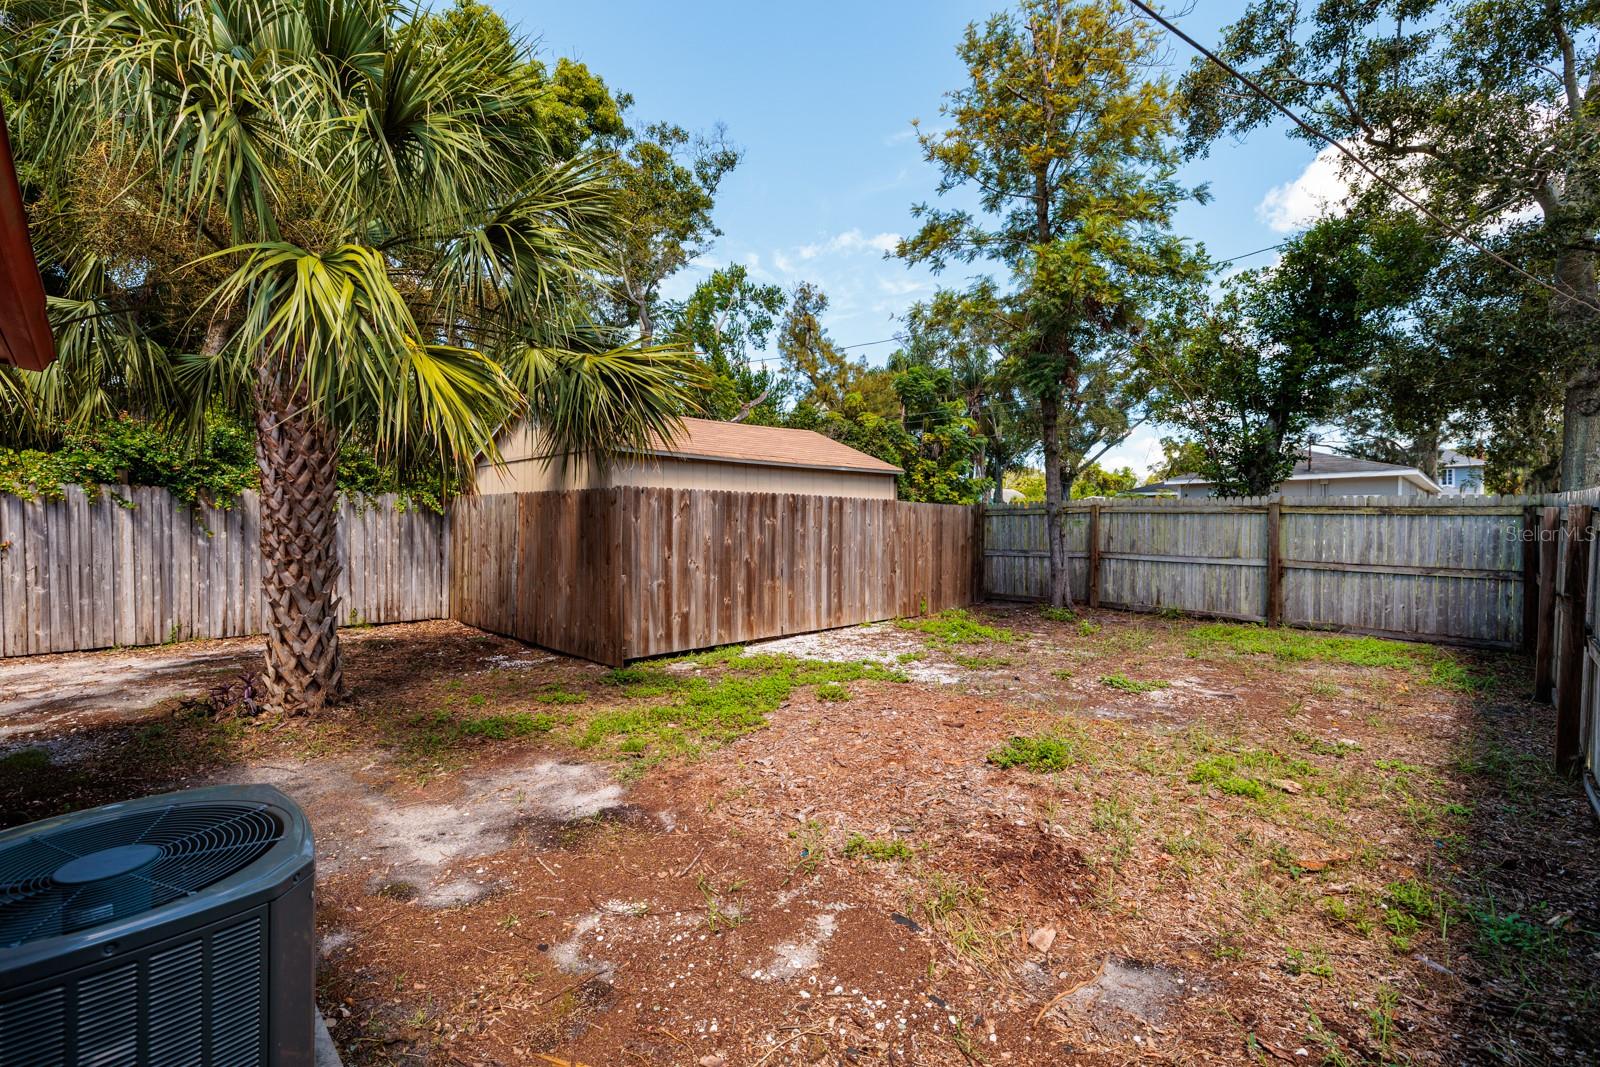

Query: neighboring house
left=1436, top=448, right=1487, bottom=496
left=1165, top=450, right=1441, bottom=499
left=476, top=417, right=901, bottom=500
left=1126, top=481, right=1181, bottom=497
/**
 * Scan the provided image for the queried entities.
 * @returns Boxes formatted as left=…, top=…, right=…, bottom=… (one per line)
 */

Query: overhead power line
left=1123, top=0, right=1600, bottom=314
left=1217, top=242, right=1283, bottom=265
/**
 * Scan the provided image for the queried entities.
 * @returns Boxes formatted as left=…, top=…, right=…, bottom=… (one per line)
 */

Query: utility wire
left=1123, top=0, right=1600, bottom=314
left=1217, top=242, right=1283, bottom=265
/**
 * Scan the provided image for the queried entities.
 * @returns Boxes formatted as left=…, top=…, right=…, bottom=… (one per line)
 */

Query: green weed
left=1100, top=672, right=1169, bottom=693
left=1189, top=755, right=1267, bottom=800
left=988, top=730, right=1084, bottom=772
left=0, top=748, right=51, bottom=773
left=896, top=608, right=1014, bottom=645
left=1186, top=623, right=1490, bottom=690
left=816, top=682, right=852, bottom=702
left=843, top=834, right=914, bottom=861
left=534, top=686, right=586, bottom=705
left=1368, top=985, right=1399, bottom=1058
left=950, top=653, right=1014, bottom=669
left=579, top=654, right=905, bottom=760
left=1470, top=901, right=1564, bottom=964
left=456, top=712, right=556, bottom=740
left=1039, top=605, right=1076, bottom=622
left=1284, top=946, right=1335, bottom=978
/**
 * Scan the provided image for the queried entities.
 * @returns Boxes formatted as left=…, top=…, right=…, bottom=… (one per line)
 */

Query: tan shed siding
left=475, top=426, right=599, bottom=494
left=607, top=456, right=896, bottom=499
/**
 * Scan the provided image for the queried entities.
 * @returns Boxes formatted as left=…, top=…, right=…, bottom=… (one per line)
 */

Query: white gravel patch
left=744, top=624, right=962, bottom=684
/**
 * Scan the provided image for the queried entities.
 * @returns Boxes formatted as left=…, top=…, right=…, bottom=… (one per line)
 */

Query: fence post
left=1534, top=506, right=1561, bottom=703
left=1556, top=504, right=1592, bottom=773
left=1265, top=500, right=1283, bottom=627
left=1522, top=505, right=1540, bottom=652
left=1087, top=503, right=1101, bottom=609
left=972, top=501, right=986, bottom=605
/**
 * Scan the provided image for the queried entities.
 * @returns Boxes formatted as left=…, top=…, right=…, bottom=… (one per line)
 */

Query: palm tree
left=3, top=0, right=699, bottom=712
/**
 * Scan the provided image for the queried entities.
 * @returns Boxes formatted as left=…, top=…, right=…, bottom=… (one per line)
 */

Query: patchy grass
left=1186, top=623, right=1490, bottom=690
left=1100, top=672, right=1170, bottom=693
left=1039, top=605, right=1076, bottom=622
left=843, top=833, right=914, bottom=861
left=0, top=747, right=51, bottom=774
left=896, top=608, right=1014, bottom=645
left=576, top=653, right=905, bottom=761
left=987, top=729, right=1085, bottom=772
left=397, top=708, right=559, bottom=759
left=533, top=686, right=586, bottom=705
left=949, top=653, right=1014, bottom=669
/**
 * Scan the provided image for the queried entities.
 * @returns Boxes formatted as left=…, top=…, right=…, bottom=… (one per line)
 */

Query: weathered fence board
left=984, top=495, right=1535, bottom=647
left=447, top=488, right=976, bottom=665
left=0, top=486, right=450, bottom=656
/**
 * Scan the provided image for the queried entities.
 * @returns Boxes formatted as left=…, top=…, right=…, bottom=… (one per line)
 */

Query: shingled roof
left=646, top=418, right=902, bottom=474
left=1168, top=450, right=1439, bottom=492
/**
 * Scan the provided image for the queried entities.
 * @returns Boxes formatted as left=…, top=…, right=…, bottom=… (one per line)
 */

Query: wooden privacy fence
left=450, top=487, right=979, bottom=665
left=0, top=486, right=450, bottom=657
left=1527, top=489, right=1600, bottom=818
left=984, top=496, right=1532, bottom=647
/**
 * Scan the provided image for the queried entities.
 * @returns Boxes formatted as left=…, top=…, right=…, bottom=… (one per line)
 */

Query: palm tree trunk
left=254, top=365, right=344, bottom=714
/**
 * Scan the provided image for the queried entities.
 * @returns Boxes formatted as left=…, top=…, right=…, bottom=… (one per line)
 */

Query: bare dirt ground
left=1, top=606, right=1596, bottom=1066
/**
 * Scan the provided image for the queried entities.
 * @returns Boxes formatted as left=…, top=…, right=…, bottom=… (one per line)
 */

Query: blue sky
left=502, top=0, right=1339, bottom=477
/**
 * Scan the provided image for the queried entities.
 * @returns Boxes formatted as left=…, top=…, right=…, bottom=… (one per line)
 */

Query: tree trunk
left=1413, top=425, right=1440, bottom=481
left=1560, top=374, right=1600, bottom=490
left=1552, top=243, right=1600, bottom=489
left=1040, top=388, right=1072, bottom=609
left=254, top=365, right=345, bottom=714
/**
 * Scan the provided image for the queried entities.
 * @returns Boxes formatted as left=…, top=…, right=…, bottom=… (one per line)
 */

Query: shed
left=476, top=417, right=902, bottom=500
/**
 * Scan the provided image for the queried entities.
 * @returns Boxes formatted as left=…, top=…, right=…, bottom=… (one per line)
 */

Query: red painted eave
left=0, top=102, right=54, bottom=372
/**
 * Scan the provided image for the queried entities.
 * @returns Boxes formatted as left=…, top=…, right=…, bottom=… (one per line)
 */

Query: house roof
left=0, top=103, right=53, bottom=372
left=646, top=418, right=902, bottom=475
left=1439, top=448, right=1485, bottom=467
left=1169, top=451, right=1440, bottom=493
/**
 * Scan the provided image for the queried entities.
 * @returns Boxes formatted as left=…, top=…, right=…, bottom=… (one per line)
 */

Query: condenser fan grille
left=0, top=802, right=284, bottom=946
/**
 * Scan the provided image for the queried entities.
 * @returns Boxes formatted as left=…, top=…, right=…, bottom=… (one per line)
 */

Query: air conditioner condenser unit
left=0, top=783, right=316, bottom=1066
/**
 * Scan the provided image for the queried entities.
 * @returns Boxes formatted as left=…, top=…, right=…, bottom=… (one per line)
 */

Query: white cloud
left=1096, top=424, right=1168, bottom=483
left=796, top=228, right=901, bottom=260
left=877, top=275, right=931, bottom=297
left=1257, top=145, right=1353, bottom=233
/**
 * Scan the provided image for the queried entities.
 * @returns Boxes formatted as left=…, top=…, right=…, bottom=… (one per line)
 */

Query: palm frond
left=203, top=238, right=516, bottom=464
left=506, top=342, right=707, bottom=470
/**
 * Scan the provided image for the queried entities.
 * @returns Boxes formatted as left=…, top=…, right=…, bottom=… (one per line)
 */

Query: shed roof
left=646, top=418, right=901, bottom=474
